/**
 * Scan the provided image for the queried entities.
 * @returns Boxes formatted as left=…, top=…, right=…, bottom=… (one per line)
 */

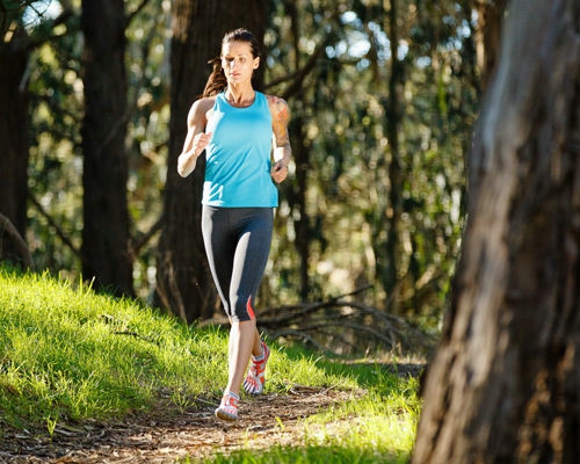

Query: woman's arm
left=177, top=98, right=214, bottom=178
left=268, top=95, right=291, bottom=184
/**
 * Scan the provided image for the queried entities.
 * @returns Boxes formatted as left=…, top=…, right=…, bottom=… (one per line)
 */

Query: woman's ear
left=253, top=56, right=260, bottom=70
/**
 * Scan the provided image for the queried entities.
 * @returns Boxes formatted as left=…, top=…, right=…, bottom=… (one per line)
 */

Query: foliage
left=27, top=1, right=83, bottom=276
left=261, top=0, right=477, bottom=323
left=1, top=0, right=46, bottom=35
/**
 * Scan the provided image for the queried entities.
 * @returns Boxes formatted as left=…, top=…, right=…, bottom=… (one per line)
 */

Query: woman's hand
left=191, top=132, right=212, bottom=157
left=177, top=131, right=212, bottom=178
left=267, top=95, right=291, bottom=184
left=271, top=160, right=288, bottom=183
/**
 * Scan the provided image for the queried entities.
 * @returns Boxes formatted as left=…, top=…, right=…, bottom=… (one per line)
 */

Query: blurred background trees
left=1, top=0, right=486, bottom=351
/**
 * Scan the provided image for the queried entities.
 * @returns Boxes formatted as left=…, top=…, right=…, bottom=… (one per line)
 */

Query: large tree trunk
left=81, top=0, right=133, bottom=297
left=412, top=0, right=580, bottom=462
left=0, top=30, right=29, bottom=242
left=155, top=0, right=268, bottom=323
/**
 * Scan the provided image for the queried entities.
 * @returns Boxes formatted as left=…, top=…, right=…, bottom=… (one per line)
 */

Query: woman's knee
left=229, top=295, right=255, bottom=322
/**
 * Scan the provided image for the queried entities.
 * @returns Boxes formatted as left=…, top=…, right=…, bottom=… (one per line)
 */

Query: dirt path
left=0, top=387, right=358, bottom=463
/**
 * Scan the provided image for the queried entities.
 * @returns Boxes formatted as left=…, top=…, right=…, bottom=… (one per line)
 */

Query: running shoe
left=243, top=341, right=270, bottom=395
left=215, top=391, right=240, bottom=421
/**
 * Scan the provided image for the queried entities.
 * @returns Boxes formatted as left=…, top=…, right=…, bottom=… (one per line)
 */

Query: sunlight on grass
left=0, top=268, right=422, bottom=462
left=0, top=269, right=219, bottom=424
left=303, top=387, right=419, bottom=457
left=268, top=348, right=359, bottom=393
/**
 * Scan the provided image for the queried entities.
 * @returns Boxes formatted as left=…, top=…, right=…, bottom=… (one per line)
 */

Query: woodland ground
left=0, top=364, right=423, bottom=463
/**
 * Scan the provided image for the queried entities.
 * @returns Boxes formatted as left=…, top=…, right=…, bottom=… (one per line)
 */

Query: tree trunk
left=384, top=0, right=403, bottom=311
left=81, top=0, right=133, bottom=297
left=412, top=0, right=580, bottom=462
left=0, top=30, right=29, bottom=241
left=474, top=0, right=508, bottom=90
left=291, top=111, right=310, bottom=302
left=155, top=0, right=268, bottom=322
left=285, top=1, right=309, bottom=302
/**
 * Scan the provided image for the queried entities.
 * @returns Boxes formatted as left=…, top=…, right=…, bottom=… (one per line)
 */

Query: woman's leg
left=203, top=207, right=273, bottom=419
left=226, top=319, right=257, bottom=396
left=224, top=208, right=273, bottom=396
left=201, top=206, right=235, bottom=317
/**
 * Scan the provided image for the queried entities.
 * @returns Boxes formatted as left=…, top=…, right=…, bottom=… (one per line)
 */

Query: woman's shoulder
left=194, top=96, right=218, bottom=111
left=264, top=93, right=287, bottom=107
left=187, top=96, right=217, bottom=126
left=264, top=94, right=290, bottom=121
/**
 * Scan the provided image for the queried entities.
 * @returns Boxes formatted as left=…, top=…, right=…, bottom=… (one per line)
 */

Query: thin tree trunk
left=385, top=0, right=402, bottom=310
left=291, top=111, right=310, bottom=302
left=81, top=0, right=133, bottom=297
left=283, top=1, right=309, bottom=302
left=412, top=0, right=580, bottom=461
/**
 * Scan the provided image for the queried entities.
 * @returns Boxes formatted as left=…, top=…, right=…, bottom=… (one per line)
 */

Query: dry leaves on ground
left=0, top=387, right=359, bottom=464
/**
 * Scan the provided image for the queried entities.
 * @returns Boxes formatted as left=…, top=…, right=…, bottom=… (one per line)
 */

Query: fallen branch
left=257, top=286, right=436, bottom=356
left=28, top=193, right=81, bottom=259
left=0, top=213, right=33, bottom=268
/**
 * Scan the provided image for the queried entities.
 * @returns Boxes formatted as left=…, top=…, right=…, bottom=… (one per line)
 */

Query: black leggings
left=201, top=206, right=273, bottom=323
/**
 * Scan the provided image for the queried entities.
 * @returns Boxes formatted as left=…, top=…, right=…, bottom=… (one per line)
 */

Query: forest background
left=4, top=1, right=580, bottom=461
left=0, top=0, right=496, bottom=353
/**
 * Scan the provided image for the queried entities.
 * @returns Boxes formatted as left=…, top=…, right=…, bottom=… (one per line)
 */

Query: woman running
left=177, top=28, right=291, bottom=421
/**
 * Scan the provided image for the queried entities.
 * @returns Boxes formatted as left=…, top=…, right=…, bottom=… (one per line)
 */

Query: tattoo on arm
left=271, top=97, right=290, bottom=148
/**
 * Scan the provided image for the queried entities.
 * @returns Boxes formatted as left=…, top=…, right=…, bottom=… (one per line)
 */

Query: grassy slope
left=0, top=269, right=420, bottom=462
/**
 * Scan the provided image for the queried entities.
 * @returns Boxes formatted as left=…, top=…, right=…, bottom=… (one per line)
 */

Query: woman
left=177, top=28, right=291, bottom=421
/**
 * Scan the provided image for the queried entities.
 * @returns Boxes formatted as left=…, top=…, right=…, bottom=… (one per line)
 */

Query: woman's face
left=221, top=41, right=259, bottom=85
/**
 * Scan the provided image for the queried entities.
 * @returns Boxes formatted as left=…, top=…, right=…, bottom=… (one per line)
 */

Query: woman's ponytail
left=202, top=57, right=227, bottom=97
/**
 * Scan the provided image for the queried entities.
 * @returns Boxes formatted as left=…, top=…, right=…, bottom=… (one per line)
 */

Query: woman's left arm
left=268, top=95, right=291, bottom=184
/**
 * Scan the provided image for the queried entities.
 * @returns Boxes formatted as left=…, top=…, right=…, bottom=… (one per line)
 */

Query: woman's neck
left=225, top=85, right=256, bottom=107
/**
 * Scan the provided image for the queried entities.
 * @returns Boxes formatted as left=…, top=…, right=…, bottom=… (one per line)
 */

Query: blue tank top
left=202, top=92, right=278, bottom=207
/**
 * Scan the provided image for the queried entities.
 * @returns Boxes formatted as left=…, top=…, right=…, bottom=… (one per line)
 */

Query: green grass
left=0, top=268, right=421, bottom=463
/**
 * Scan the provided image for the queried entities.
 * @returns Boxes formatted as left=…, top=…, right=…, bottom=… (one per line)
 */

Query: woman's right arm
left=177, top=98, right=213, bottom=178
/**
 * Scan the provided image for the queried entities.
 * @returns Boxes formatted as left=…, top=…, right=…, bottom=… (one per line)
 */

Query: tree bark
left=81, top=0, right=134, bottom=297
left=474, top=0, right=508, bottom=89
left=386, top=0, right=402, bottom=304
left=291, top=111, right=310, bottom=302
left=0, top=30, right=29, bottom=240
left=155, top=0, right=269, bottom=322
left=412, top=0, right=580, bottom=462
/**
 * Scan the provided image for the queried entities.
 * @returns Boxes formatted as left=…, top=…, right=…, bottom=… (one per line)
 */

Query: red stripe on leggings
left=246, top=297, right=256, bottom=320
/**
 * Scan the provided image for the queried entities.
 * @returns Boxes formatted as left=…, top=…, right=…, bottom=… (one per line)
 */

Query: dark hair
left=202, top=28, right=262, bottom=97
